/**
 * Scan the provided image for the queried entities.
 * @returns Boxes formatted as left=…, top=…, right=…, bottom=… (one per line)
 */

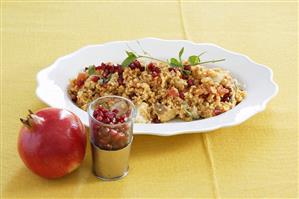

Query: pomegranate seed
left=129, top=63, right=135, bottom=69
left=110, top=129, right=118, bottom=137
left=96, top=63, right=104, bottom=71
left=76, top=79, right=84, bottom=87
left=118, top=78, right=124, bottom=85
left=148, top=63, right=155, bottom=71
left=118, top=117, right=125, bottom=123
left=184, top=65, right=191, bottom=70
left=118, top=73, right=124, bottom=84
left=152, top=71, right=158, bottom=78
left=117, top=67, right=123, bottom=74
left=179, top=92, right=185, bottom=99
left=133, top=60, right=141, bottom=68
left=168, top=68, right=176, bottom=72
left=111, top=66, right=116, bottom=73
left=104, top=65, right=111, bottom=72
left=103, top=117, right=111, bottom=123
left=102, top=127, right=110, bottom=135
left=110, top=66, right=115, bottom=73
left=154, top=67, right=161, bottom=73
left=106, top=112, right=115, bottom=119
left=92, top=106, right=132, bottom=149
left=187, top=79, right=194, bottom=86
left=112, top=109, right=119, bottom=114
left=182, top=74, right=189, bottom=80
left=91, top=76, right=100, bottom=82
left=95, top=66, right=100, bottom=70
left=140, top=66, right=145, bottom=72
left=103, top=71, right=108, bottom=78
left=221, top=93, right=231, bottom=102
left=93, top=105, right=129, bottom=125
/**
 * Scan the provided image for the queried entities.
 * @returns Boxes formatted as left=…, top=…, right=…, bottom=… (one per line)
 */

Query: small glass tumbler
left=88, top=96, right=136, bottom=180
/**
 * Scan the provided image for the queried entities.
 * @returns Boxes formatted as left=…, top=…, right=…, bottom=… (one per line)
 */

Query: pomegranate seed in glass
left=88, top=96, right=136, bottom=180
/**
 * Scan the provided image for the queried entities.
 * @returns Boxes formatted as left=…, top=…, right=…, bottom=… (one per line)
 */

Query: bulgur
left=68, top=60, right=246, bottom=123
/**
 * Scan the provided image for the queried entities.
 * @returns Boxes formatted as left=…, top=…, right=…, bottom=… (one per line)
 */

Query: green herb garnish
left=198, top=58, right=226, bottom=65
left=168, top=47, right=210, bottom=67
left=169, top=58, right=181, bottom=67
left=169, top=47, right=184, bottom=67
left=188, top=55, right=200, bottom=65
left=121, top=51, right=138, bottom=67
left=121, top=44, right=225, bottom=69
left=179, top=47, right=184, bottom=63
left=88, top=65, right=95, bottom=75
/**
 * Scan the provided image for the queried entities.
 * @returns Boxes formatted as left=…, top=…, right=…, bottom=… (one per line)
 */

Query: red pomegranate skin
left=18, top=108, right=86, bottom=179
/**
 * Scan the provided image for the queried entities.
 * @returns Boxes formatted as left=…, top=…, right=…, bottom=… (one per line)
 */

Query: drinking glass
left=88, top=96, right=136, bottom=180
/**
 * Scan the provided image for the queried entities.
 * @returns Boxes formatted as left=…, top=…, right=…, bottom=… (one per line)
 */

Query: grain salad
left=68, top=53, right=246, bottom=123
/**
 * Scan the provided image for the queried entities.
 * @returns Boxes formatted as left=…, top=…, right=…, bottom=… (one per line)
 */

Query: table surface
left=1, top=1, right=298, bottom=198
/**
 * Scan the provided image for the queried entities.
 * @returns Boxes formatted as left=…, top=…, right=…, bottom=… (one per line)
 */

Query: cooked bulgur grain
left=68, top=60, right=246, bottom=123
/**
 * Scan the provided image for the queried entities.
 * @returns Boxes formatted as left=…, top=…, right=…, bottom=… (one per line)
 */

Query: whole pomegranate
left=18, top=108, right=86, bottom=179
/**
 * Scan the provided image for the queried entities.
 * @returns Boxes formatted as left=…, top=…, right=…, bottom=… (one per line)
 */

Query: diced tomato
left=76, top=72, right=87, bottom=87
left=213, top=109, right=222, bottom=116
left=217, top=85, right=229, bottom=95
left=167, top=87, right=179, bottom=97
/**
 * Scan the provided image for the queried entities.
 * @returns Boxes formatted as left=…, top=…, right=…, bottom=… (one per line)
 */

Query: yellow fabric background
left=1, top=1, right=298, bottom=198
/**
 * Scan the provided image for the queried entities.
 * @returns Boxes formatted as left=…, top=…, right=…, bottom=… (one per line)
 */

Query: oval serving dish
left=36, top=38, right=278, bottom=136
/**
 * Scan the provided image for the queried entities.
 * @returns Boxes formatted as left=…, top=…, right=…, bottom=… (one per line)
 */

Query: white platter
left=36, top=38, right=278, bottom=136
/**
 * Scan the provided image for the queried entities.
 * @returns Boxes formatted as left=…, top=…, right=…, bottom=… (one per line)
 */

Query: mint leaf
left=169, top=58, right=181, bottom=67
left=126, top=51, right=137, bottom=57
left=188, top=55, right=200, bottom=65
left=88, top=65, right=95, bottom=75
left=169, top=47, right=184, bottom=67
left=179, top=47, right=184, bottom=63
left=122, top=56, right=136, bottom=67
left=122, top=51, right=137, bottom=67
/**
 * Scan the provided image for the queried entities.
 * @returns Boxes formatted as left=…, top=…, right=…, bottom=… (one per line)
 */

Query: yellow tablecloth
left=1, top=1, right=298, bottom=198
